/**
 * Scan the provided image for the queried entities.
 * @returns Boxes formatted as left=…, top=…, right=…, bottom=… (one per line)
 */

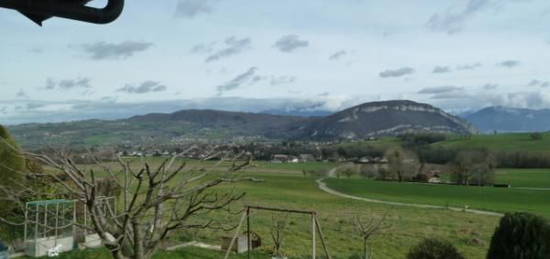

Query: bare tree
left=0, top=139, right=253, bottom=259
left=385, top=148, right=419, bottom=182
left=270, top=213, right=290, bottom=258
left=353, top=213, right=390, bottom=259
left=451, top=150, right=496, bottom=186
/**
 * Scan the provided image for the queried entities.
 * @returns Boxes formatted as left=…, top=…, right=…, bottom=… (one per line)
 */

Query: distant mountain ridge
left=299, top=100, right=477, bottom=139
left=464, top=106, right=550, bottom=133
left=8, top=100, right=477, bottom=149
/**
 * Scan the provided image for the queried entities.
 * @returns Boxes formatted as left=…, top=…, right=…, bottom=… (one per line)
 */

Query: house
left=288, top=156, right=299, bottom=163
left=428, top=175, right=442, bottom=184
left=299, top=154, right=316, bottom=162
left=272, top=154, right=289, bottom=163
left=426, top=170, right=442, bottom=184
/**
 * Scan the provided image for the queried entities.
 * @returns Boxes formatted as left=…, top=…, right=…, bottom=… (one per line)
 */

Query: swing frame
left=224, top=205, right=332, bottom=259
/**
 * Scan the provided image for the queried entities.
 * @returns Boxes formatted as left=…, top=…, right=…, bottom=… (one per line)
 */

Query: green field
left=37, top=160, right=550, bottom=258
left=326, top=176, right=550, bottom=218
left=46, top=159, right=505, bottom=258
left=434, top=133, right=550, bottom=153
left=495, top=168, right=550, bottom=188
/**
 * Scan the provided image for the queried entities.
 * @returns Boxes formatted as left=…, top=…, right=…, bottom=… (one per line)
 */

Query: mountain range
left=8, top=100, right=477, bottom=149
left=463, top=106, right=550, bottom=133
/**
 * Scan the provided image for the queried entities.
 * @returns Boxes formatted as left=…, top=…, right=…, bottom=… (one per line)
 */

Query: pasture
left=59, top=158, right=502, bottom=258
left=37, top=160, right=550, bottom=258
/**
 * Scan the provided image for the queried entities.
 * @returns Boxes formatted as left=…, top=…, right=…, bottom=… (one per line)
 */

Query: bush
left=399, top=133, right=448, bottom=147
left=487, top=212, right=550, bottom=259
left=407, top=238, right=465, bottom=259
left=530, top=132, right=544, bottom=141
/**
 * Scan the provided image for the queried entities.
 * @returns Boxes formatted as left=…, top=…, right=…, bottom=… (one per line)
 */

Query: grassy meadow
left=37, top=152, right=550, bottom=258
left=325, top=176, right=550, bottom=218
left=56, top=158, right=502, bottom=259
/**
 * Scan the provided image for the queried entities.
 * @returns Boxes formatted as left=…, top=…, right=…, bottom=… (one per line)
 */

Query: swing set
left=224, top=205, right=332, bottom=259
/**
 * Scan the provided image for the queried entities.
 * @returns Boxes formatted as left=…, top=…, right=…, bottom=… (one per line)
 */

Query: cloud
left=456, top=63, right=482, bottom=70
left=329, top=50, right=347, bottom=61
left=483, top=83, right=499, bottom=90
left=58, top=78, right=92, bottom=89
left=379, top=67, right=415, bottom=78
left=81, top=41, right=153, bottom=60
left=418, top=86, right=464, bottom=95
left=432, top=66, right=452, bottom=74
left=427, top=0, right=492, bottom=34
left=41, top=77, right=91, bottom=90
left=274, top=35, right=309, bottom=53
left=216, top=67, right=258, bottom=95
left=497, top=60, right=520, bottom=68
left=29, top=47, right=43, bottom=54
left=528, top=80, right=550, bottom=88
left=117, top=81, right=167, bottom=94
left=270, top=76, right=297, bottom=86
left=16, top=89, right=27, bottom=98
left=190, top=42, right=217, bottom=54
left=175, top=0, right=215, bottom=18
left=205, top=37, right=252, bottom=62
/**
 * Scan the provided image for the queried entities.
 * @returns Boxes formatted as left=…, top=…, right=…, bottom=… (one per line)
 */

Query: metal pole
left=34, top=205, right=39, bottom=241
left=55, top=202, right=59, bottom=243
left=44, top=204, right=48, bottom=238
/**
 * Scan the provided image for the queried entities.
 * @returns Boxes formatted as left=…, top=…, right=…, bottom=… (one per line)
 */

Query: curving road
left=316, top=178, right=504, bottom=217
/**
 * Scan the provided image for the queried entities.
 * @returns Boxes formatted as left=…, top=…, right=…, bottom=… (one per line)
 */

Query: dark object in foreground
left=0, top=0, right=124, bottom=25
left=407, top=238, right=465, bottom=259
left=487, top=212, right=550, bottom=259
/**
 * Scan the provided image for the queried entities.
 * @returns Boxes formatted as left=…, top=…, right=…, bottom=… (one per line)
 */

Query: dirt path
left=316, top=178, right=504, bottom=217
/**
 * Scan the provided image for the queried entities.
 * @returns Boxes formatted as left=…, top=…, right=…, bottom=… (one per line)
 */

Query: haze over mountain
left=9, top=100, right=476, bottom=149
left=464, top=106, right=550, bottom=133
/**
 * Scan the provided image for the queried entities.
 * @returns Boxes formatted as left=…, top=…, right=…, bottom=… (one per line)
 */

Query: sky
left=1, top=0, right=550, bottom=124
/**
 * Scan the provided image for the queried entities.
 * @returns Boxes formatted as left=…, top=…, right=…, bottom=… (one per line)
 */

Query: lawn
left=325, top=178, right=550, bottom=218
left=495, top=168, right=550, bottom=188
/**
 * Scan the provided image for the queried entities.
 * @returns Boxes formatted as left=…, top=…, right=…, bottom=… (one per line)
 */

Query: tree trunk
left=133, top=222, right=146, bottom=259
left=363, top=238, right=368, bottom=259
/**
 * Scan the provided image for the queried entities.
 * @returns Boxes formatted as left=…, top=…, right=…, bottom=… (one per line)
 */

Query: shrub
left=487, top=212, right=550, bottom=259
left=407, top=238, right=465, bottom=259
left=530, top=132, right=544, bottom=141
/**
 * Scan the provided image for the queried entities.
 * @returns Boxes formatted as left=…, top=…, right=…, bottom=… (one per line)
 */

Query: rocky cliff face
left=300, top=100, right=477, bottom=140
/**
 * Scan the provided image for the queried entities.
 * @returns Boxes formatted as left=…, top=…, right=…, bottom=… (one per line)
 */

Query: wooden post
left=224, top=211, right=247, bottom=259
left=314, top=214, right=332, bottom=259
left=247, top=207, right=251, bottom=259
left=312, top=214, right=316, bottom=259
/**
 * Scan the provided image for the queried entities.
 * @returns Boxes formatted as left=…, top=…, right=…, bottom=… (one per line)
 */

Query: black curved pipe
left=0, top=0, right=124, bottom=24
